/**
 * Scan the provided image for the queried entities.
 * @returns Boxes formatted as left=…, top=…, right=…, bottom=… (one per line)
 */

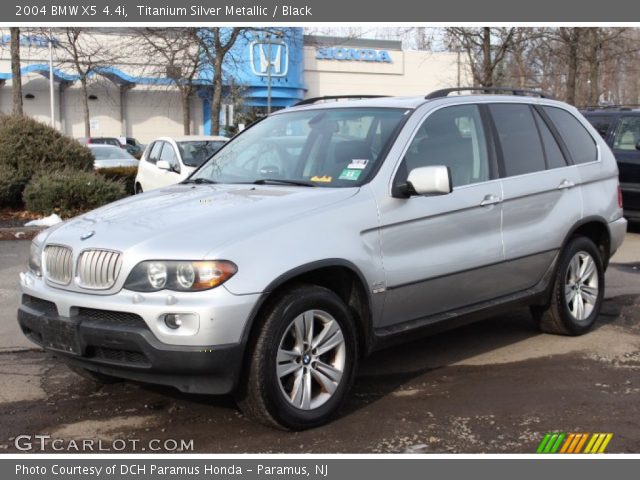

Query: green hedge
left=23, top=169, right=127, bottom=217
left=0, top=114, right=95, bottom=208
left=96, top=166, right=138, bottom=196
left=0, top=164, right=29, bottom=207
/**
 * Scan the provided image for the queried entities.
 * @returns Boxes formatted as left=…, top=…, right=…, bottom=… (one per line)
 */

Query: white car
left=134, top=136, right=228, bottom=193
left=89, top=144, right=139, bottom=169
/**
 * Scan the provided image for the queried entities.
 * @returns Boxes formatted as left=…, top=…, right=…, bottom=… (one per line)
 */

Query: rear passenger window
left=489, top=104, right=546, bottom=176
left=532, top=109, right=567, bottom=169
left=543, top=107, right=597, bottom=164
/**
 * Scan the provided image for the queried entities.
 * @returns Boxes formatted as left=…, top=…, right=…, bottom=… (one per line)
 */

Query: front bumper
left=17, top=298, right=244, bottom=394
left=18, top=270, right=259, bottom=346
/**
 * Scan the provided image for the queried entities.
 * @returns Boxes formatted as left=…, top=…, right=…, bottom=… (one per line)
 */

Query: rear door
left=610, top=115, right=640, bottom=212
left=491, top=103, right=583, bottom=294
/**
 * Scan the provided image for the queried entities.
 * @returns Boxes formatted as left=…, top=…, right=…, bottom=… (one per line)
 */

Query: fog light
left=163, top=313, right=183, bottom=329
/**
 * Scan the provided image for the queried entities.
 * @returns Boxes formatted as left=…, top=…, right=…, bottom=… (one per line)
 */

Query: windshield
left=178, top=141, right=227, bottom=167
left=92, top=147, right=135, bottom=160
left=190, top=107, right=408, bottom=187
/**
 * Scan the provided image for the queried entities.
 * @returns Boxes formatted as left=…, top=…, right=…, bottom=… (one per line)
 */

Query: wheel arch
left=562, top=216, right=612, bottom=269
left=239, top=259, right=375, bottom=362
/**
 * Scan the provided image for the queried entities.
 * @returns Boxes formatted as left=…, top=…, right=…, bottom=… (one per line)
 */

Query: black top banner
left=3, top=0, right=639, bottom=22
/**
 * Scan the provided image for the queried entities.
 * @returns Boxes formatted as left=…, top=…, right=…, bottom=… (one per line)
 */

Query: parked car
left=89, top=144, right=139, bottom=169
left=118, top=137, right=145, bottom=159
left=78, top=136, right=124, bottom=148
left=134, top=136, right=228, bottom=193
left=19, top=88, right=626, bottom=430
left=78, top=136, right=142, bottom=159
left=581, top=107, right=640, bottom=221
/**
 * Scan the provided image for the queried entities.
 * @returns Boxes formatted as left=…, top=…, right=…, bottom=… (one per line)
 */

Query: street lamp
left=262, top=32, right=284, bottom=115
left=48, top=29, right=55, bottom=128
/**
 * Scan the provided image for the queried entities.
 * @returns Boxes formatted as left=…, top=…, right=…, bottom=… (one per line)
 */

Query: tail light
left=617, top=185, right=623, bottom=209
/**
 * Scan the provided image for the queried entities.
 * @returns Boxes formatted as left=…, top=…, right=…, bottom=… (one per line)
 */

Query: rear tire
left=531, top=236, right=604, bottom=335
left=237, top=285, right=359, bottom=430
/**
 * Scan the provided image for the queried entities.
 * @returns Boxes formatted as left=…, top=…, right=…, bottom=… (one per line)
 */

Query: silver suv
left=18, top=88, right=627, bottom=429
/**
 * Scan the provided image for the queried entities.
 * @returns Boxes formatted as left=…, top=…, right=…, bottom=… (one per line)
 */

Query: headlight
left=124, top=260, right=237, bottom=292
left=28, top=238, right=44, bottom=276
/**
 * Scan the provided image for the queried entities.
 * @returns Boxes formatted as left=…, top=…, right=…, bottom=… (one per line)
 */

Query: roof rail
left=293, top=95, right=389, bottom=107
left=579, top=104, right=640, bottom=111
left=425, top=87, right=556, bottom=100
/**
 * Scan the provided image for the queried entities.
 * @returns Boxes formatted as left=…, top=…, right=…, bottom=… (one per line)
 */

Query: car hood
left=45, top=184, right=358, bottom=258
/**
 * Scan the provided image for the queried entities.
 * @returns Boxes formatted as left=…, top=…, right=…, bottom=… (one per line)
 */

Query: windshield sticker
left=339, top=169, right=362, bottom=181
left=310, top=175, right=333, bottom=183
left=347, top=159, right=369, bottom=170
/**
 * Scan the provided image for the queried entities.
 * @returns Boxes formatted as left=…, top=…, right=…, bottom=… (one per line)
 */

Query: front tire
left=532, top=236, right=605, bottom=335
left=237, top=285, right=359, bottom=430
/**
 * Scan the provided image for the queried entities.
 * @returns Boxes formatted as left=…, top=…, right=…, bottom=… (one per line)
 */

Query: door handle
left=557, top=179, right=575, bottom=190
left=480, top=194, right=502, bottom=207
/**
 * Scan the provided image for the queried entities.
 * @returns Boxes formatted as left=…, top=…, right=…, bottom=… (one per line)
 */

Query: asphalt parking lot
left=0, top=229, right=639, bottom=453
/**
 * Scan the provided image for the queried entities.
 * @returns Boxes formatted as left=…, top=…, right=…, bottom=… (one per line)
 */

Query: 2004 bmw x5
left=18, top=88, right=627, bottom=429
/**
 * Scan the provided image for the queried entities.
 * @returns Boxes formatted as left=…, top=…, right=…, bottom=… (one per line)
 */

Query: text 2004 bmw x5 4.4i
left=18, top=88, right=627, bottom=429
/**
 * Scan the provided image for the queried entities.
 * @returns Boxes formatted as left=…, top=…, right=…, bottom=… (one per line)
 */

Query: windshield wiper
left=252, top=178, right=317, bottom=187
left=182, top=178, right=218, bottom=185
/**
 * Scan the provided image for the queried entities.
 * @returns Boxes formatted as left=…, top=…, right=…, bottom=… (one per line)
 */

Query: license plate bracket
left=40, top=317, right=81, bottom=355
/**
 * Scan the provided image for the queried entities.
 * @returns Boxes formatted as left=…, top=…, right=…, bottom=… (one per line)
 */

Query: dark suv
left=581, top=107, right=640, bottom=221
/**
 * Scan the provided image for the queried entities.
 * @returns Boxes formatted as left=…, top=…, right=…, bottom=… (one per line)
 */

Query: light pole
left=263, top=32, right=283, bottom=115
left=267, top=40, right=272, bottom=114
left=48, top=29, right=55, bottom=128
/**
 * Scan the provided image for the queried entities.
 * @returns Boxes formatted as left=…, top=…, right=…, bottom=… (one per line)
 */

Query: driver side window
left=147, top=142, right=163, bottom=164
left=159, top=142, right=180, bottom=172
left=403, top=104, right=490, bottom=188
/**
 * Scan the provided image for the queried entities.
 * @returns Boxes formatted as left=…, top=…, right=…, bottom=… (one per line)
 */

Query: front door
left=377, top=103, right=505, bottom=328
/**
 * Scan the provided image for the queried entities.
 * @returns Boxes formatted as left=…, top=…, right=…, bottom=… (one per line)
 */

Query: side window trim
left=478, top=104, right=501, bottom=180
left=530, top=105, right=550, bottom=170
left=533, top=105, right=575, bottom=166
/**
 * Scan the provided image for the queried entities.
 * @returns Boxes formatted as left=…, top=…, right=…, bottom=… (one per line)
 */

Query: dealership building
left=0, top=29, right=468, bottom=142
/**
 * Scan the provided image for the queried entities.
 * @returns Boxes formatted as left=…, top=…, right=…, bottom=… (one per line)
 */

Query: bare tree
left=10, top=27, right=23, bottom=116
left=197, top=28, right=246, bottom=135
left=52, top=28, right=123, bottom=136
left=138, top=28, right=202, bottom=135
left=445, top=27, right=518, bottom=87
left=555, top=28, right=583, bottom=105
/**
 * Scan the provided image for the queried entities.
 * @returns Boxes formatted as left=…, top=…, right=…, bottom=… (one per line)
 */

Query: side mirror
left=398, top=166, right=452, bottom=197
left=156, top=160, right=171, bottom=171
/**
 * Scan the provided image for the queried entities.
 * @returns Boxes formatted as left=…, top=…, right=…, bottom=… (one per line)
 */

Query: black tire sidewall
left=555, top=236, right=605, bottom=335
left=258, top=286, right=358, bottom=430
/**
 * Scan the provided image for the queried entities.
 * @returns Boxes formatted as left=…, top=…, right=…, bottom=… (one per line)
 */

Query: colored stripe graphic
left=537, top=433, right=613, bottom=454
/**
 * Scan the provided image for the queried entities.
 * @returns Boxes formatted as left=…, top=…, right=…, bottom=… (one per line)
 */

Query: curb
left=0, top=226, right=46, bottom=241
